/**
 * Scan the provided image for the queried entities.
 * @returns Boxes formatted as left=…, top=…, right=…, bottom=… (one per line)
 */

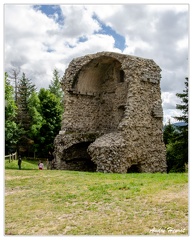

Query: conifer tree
left=175, top=77, right=188, bottom=124
left=49, top=69, right=63, bottom=99
left=164, top=77, right=189, bottom=172
left=163, top=119, right=176, bottom=145
left=16, top=73, right=36, bottom=155
left=17, top=73, right=36, bottom=131
left=174, top=77, right=188, bottom=171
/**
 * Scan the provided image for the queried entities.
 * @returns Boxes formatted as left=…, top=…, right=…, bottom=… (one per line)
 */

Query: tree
left=166, top=140, right=187, bottom=172
left=16, top=73, right=36, bottom=155
left=5, top=72, right=18, bottom=153
left=28, top=92, right=42, bottom=138
left=37, top=88, right=63, bottom=156
left=28, top=91, right=43, bottom=156
left=17, top=73, right=36, bottom=130
left=175, top=77, right=188, bottom=124
left=164, top=77, right=188, bottom=172
left=163, top=119, right=176, bottom=145
left=9, top=68, right=20, bottom=103
left=49, top=69, right=63, bottom=99
left=174, top=77, right=188, bottom=170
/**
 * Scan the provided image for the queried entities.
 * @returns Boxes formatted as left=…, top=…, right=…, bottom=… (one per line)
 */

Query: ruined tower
left=54, top=52, right=167, bottom=173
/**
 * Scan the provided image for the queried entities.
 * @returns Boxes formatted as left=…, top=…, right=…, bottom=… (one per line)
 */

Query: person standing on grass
left=47, top=151, right=54, bottom=170
left=38, top=161, right=44, bottom=170
left=18, top=155, right=22, bottom=170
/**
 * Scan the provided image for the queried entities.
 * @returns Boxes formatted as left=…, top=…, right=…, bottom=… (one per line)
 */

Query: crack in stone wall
left=54, top=51, right=167, bottom=173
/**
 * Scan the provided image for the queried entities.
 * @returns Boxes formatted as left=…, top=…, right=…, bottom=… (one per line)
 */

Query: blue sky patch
left=93, top=15, right=126, bottom=51
left=34, top=5, right=125, bottom=51
left=34, top=5, right=64, bottom=24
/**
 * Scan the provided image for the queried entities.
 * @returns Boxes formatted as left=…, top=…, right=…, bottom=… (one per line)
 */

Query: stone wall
left=54, top=51, right=167, bottom=173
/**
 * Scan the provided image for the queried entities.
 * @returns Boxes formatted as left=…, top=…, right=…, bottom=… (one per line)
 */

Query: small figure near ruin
left=38, top=161, right=44, bottom=170
left=18, top=155, right=22, bottom=170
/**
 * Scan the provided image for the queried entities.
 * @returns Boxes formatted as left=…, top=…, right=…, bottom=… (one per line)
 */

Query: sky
left=3, top=3, right=189, bottom=125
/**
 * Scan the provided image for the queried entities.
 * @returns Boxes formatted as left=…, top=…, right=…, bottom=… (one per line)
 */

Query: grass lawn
left=5, top=159, right=188, bottom=236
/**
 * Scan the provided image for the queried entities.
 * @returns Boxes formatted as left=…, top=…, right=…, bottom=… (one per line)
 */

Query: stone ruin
left=54, top=51, right=167, bottom=173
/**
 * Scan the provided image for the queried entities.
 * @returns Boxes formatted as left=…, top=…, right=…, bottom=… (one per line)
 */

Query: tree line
left=163, top=77, right=188, bottom=172
left=5, top=69, right=188, bottom=172
left=5, top=69, right=63, bottom=158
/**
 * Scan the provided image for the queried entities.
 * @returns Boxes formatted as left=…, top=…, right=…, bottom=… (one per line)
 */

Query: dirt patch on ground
left=5, top=186, right=31, bottom=196
left=153, top=184, right=188, bottom=204
left=5, top=176, right=32, bottom=181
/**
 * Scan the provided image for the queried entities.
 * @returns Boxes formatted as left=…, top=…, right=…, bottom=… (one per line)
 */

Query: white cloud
left=4, top=4, right=122, bottom=88
left=60, top=5, right=101, bottom=43
left=176, top=36, right=189, bottom=50
left=64, top=34, right=121, bottom=62
left=4, top=5, right=70, bottom=87
left=4, top=4, right=189, bottom=123
left=148, top=4, right=189, bottom=13
left=162, top=92, right=180, bottom=109
left=123, top=38, right=152, bottom=56
left=163, top=109, right=182, bottom=125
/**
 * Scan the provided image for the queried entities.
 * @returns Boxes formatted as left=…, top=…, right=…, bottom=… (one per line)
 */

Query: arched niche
left=72, top=56, right=124, bottom=95
left=68, top=56, right=127, bottom=132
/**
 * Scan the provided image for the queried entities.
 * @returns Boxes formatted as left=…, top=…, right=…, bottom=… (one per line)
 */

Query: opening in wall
left=119, top=70, right=125, bottom=82
left=65, top=158, right=97, bottom=172
left=118, top=105, right=125, bottom=123
left=127, top=164, right=141, bottom=173
left=62, top=142, right=97, bottom=172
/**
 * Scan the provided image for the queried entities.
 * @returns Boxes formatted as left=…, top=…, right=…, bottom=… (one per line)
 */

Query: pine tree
left=49, top=69, right=63, bottom=99
left=175, top=77, right=188, bottom=124
left=16, top=73, right=36, bottom=155
left=165, top=77, right=189, bottom=172
left=17, top=73, right=36, bottom=131
left=175, top=77, right=188, bottom=169
left=163, top=119, right=176, bottom=145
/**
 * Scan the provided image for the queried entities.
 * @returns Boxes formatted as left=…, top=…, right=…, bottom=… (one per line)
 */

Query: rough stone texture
left=54, top=51, right=167, bottom=173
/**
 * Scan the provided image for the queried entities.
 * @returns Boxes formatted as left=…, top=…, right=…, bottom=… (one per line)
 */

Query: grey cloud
left=4, top=4, right=189, bottom=121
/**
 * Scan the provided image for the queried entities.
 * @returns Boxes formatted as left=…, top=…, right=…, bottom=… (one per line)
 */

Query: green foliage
left=28, top=92, right=43, bottom=138
left=166, top=140, right=186, bottom=172
left=15, top=73, right=37, bottom=155
left=163, top=120, right=177, bottom=145
left=49, top=68, right=63, bottom=99
left=5, top=72, right=18, bottom=152
left=17, top=73, right=36, bottom=130
left=164, top=77, right=188, bottom=172
left=175, top=77, right=188, bottom=124
left=164, top=124, right=188, bottom=173
left=5, top=73, right=17, bottom=119
left=37, top=88, right=63, bottom=155
left=27, top=92, right=43, bottom=154
left=5, top=69, right=64, bottom=157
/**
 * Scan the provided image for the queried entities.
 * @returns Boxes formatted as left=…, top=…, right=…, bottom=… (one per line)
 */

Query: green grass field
left=5, top=159, right=188, bottom=235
